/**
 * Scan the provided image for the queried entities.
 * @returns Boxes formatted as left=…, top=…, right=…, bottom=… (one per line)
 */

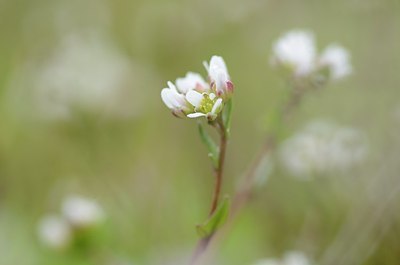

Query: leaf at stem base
left=196, top=196, right=230, bottom=238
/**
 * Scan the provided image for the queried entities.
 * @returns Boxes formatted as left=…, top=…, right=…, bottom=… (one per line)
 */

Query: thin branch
left=209, top=120, right=227, bottom=216
left=190, top=118, right=228, bottom=265
left=189, top=87, right=306, bottom=264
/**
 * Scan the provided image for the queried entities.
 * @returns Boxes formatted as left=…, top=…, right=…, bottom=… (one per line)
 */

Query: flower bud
left=204, top=56, right=234, bottom=99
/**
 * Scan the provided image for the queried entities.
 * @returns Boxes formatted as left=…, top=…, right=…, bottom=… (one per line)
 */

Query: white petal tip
left=187, top=113, right=206, bottom=118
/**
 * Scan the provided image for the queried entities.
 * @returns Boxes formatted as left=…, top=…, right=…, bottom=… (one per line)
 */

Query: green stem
left=190, top=117, right=228, bottom=265
left=209, top=118, right=227, bottom=216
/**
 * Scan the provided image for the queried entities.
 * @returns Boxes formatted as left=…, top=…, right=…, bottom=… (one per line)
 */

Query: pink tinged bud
left=226, top=80, right=234, bottom=93
left=205, top=55, right=232, bottom=97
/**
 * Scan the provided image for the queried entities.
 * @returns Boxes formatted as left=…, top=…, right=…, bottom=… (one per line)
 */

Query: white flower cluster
left=253, top=251, right=311, bottom=265
left=35, top=33, right=134, bottom=119
left=280, top=121, right=368, bottom=179
left=271, top=29, right=352, bottom=81
left=38, top=195, right=105, bottom=250
left=161, top=56, right=233, bottom=121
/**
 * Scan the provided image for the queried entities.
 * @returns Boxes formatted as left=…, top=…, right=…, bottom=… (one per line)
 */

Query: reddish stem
left=209, top=120, right=227, bottom=216
left=190, top=118, right=228, bottom=265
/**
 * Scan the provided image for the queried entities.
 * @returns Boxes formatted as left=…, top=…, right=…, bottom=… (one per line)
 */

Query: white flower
left=161, top=81, right=193, bottom=117
left=319, top=44, right=352, bottom=80
left=280, top=121, right=368, bottom=178
left=253, top=251, right=311, bottom=265
left=272, top=30, right=316, bottom=76
left=283, top=251, right=311, bottom=265
left=34, top=33, right=135, bottom=119
left=252, top=258, right=280, bottom=265
left=38, top=215, right=72, bottom=250
left=62, top=195, right=105, bottom=228
left=203, top=55, right=234, bottom=98
left=161, top=55, right=232, bottom=120
left=175, top=72, right=209, bottom=94
left=186, top=90, right=223, bottom=120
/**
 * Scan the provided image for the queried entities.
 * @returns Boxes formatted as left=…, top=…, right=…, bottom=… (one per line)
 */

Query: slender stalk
left=232, top=135, right=275, bottom=214
left=189, top=87, right=306, bottom=264
left=190, top=118, right=228, bottom=265
left=232, top=87, right=303, bottom=212
left=209, top=119, right=227, bottom=216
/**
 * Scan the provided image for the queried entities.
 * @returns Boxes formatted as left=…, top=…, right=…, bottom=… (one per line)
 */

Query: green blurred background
left=1, top=0, right=400, bottom=264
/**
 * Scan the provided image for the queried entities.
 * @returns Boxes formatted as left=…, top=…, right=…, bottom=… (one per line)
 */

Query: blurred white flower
left=203, top=55, right=234, bottom=98
left=271, top=30, right=352, bottom=84
left=35, top=33, right=135, bottom=119
left=319, top=44, right=352, bottom=80
left=280, top=121, right=368, bottom=179
left=62, top=195, right=105, bottom=228
left=253, top=258, right=281, bottom=265
left=283, top=251, right=311, bottom=265
left=271, top=30, right=316, bottom=76
left=253, top=251, right=311, bottom=265
left=161, top=55, right=231, bottom=121
left=38, top=215, right=72, bottom=250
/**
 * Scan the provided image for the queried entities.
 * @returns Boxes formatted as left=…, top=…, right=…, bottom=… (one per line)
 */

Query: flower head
left=271, top=29, right=353, bottom=84
left=62, top=195, right=105, bottom=228
left=272, top=30, right=316, bottom=76
left=38, top=215, right=72, bottom=250
left=161, top=55, right=232, bottom=121
left=319, top=44, right=352, bottom=80
left=203, top=56, right=234, bottom=99
left=186, top=90, right=223, bottom=120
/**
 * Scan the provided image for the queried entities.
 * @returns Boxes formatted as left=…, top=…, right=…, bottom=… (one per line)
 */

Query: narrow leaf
left=196, top=196, right=230, bottom=238
left=198, top=123, right=219, bottom=168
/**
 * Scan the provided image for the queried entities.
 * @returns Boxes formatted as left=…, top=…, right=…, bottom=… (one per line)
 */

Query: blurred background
left=1, top=0, right=400, bottom=264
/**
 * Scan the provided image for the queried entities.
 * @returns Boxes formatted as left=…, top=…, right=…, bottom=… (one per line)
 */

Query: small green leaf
left=196, top=196, right=230, bottom=238
left=222, top=99, right=233, bottom=137
left=198, top=122, right=219, bottom=168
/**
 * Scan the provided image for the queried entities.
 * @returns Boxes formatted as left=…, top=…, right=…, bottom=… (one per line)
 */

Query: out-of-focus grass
left=1, top=0, right=400, bottom=264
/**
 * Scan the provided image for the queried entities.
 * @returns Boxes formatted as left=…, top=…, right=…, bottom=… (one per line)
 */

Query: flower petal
left=207, top=56, right=230, bottom=95
left=167, top=81, right=178, bottom=91
left=187, top=112, right=207, bottom=118
left=186, top=90, right=203, bottom=108
left=161, top=88, right=186, bottom=109
left=203, top=61, right=210, bottom=74
left=209, top=56, right=228, bottom=75
left=175, top=72, right=208, bottom=94
left=211, top=98, right=223, bottom=114
left=161, top=88, right=174, bottom=109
